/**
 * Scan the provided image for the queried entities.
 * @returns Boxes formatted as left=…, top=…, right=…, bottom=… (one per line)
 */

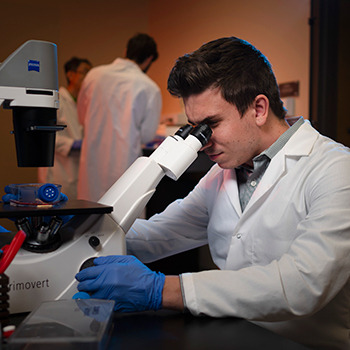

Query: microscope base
left=5, top=214, right=126, bottom=314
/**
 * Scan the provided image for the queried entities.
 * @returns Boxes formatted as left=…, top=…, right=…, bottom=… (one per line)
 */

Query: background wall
left=0, top=0, right=310, bottom=226
left=149, top=0, right=310, bottom=121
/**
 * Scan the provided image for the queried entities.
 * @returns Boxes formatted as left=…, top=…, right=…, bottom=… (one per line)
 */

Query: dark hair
left=126, top=33, right=158, bottom=64
left=64, top=57, right=92, bottom=84
left=167, top=37, right=286, bottom=119
left=64, top=57, right=92, bottom=74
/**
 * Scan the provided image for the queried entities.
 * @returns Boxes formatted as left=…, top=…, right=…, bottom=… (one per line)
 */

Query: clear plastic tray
left=7, top=299, right=115, bottom=350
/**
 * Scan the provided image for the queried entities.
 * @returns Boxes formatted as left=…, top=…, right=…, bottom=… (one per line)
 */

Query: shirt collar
left=239, top=117, right=305, bottom=172
left=255, top=117, right=304, bottom=161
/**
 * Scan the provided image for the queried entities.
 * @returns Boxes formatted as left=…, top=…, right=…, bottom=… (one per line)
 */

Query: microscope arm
left=98, top=124, right=211, bottom=234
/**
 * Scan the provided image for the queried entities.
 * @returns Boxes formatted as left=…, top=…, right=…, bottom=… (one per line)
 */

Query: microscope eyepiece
left=175, top=124, right=193, bottom=139
left=190, top=123, right=212, bottom=146
left=175, top=123, right=212, bottom=146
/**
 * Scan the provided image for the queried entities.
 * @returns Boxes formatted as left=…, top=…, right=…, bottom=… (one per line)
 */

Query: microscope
left=0, top=40, right=212, bottom=314
left=0, top=40, right=60, bottom=167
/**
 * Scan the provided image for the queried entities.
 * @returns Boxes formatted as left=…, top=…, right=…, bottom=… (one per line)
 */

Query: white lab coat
left=77, top=58, right=161, bottom=202
left=127, top=120, right=350, bottom=349
left=38, top=87, right=83, bottom=200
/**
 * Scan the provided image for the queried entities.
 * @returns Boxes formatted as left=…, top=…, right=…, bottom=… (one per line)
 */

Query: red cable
left=0, top=230, right=26, bottom=274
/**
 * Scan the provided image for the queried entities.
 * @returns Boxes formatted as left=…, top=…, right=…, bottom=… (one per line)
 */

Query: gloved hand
left=75, top=255, right=165, bottom=313
left=71, top=139, right=82, bottom=151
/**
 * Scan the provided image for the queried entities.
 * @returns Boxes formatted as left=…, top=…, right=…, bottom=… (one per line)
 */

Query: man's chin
left=217, top=163, right=231, bottom=169
left=216, top=160, right=237, bottom=170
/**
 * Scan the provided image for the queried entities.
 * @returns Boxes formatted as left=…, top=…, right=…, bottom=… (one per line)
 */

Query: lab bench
left=5, top=309, right=311, bottom=350
left=108, top=310, right=311, bottom=350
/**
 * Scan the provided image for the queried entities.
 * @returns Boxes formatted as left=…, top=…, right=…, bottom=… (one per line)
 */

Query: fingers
left=75, top=264, right=104, bottom=282
left=74, top=255, right=143, bottom=299
left=77, top=279, right=95, bottom=293
left=76, top=256, right=135, bottom=281
left=94, top=255, right=137, bottom=266
left=76, top=265, right=109, bottom=293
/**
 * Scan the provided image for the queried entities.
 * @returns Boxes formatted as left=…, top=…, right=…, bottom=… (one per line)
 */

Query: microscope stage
left=0, top=199, right=113, bottom=218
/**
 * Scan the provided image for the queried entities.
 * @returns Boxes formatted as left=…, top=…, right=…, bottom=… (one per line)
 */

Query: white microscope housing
left=0, top=40, right=60, bottom=167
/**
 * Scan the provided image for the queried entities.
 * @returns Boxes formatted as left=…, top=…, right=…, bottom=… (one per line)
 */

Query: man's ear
left=254, top=94, right=269, bottom=127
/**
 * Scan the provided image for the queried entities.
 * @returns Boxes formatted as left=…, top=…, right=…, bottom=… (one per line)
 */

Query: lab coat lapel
left=220, top=121, right=319, bottom=218
left=244, top=152, right=286, bottom=211
left=243, top=121, right=319, bottom=213
left=223, top=169, right=242, bottom=216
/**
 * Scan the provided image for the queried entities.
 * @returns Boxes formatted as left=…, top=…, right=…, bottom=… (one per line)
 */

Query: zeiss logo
left=28, top=60, right=40, bottom=72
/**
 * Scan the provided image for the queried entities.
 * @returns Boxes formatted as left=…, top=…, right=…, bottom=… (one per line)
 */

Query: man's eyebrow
left=187, top=119, right=196, bottom=126
left=187, top=115, right=218, bottom=126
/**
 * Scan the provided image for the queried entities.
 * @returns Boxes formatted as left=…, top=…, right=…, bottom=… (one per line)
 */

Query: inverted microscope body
left=6, top=213, right=126, bottom=314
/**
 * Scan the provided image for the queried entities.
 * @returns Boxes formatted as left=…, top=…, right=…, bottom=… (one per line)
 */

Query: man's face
left=184, top=87, right=262, bottom=169
left=68, top=62, right=91, bottom=90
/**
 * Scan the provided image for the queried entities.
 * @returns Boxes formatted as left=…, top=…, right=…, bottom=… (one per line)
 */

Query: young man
left=76, top=37, right=350, bottom=349
left=77, top=33, right=162, bottom=202
left=38, top=57, right=92, bottom=200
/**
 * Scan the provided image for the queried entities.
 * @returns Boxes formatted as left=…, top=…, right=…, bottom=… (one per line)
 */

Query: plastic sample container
left=7, top=299, right=115, bottom=350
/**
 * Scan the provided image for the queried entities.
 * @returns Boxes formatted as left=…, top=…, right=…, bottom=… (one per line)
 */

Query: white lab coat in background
left=127, top=120, right=350, bottom=350
left=38, top=87, right=83, bottom=200
left=77, top=58, right=161, bottom=202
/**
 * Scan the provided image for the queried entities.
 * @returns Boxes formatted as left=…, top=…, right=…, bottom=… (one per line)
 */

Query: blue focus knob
left=38, top=183, right=60, bottom=202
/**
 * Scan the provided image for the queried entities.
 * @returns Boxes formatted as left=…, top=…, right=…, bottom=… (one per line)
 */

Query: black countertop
left=6, top=310, right=311, bottom=350
left=108, top=310, right=311, bottom=350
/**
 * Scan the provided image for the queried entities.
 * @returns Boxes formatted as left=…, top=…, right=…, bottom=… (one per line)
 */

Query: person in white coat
left=77, top=33, right=162, bottom=202
left=75, top=37, right=350, bottom=350
left=38, top=57, right=92, bottom=200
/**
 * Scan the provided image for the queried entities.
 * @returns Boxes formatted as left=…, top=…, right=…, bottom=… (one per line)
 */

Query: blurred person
left=38, top=57, right=92, bottom=200
left=77, top=33, right=161, bottom=202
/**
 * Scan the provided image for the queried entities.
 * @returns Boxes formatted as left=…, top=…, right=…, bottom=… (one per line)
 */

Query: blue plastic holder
left=38, top=183, right=60, bottom=202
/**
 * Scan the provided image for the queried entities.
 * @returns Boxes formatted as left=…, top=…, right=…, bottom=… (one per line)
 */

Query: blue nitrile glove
left=60, top=193, right=69, bottom=202
left=75, top=255, right=165, bottom=313
left=71, top=139, right=82, bottom=150
left=0, top=225, right=10, bottom=233
left=2, top=193, right=16, bottom=203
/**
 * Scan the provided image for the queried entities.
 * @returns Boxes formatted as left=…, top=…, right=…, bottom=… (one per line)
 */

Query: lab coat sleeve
left=126, top=165, right=220, bottom=263
left=140, top=86, right=162, bottom=144
left=182, top=153, right=350, bottom=321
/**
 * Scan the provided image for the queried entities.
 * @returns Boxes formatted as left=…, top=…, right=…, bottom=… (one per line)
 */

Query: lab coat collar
left=112, top=58, right=143, bottom=73
left=59, top=86, right=75, bottom=104
left=243, top=119, right=319, bottom=213
left=225, top=119, right=319, bottom=216
left=282, top=119, right=319, bottom=157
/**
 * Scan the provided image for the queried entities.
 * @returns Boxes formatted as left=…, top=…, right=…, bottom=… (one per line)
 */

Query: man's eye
left=208, top=121, right=218, bottom=128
